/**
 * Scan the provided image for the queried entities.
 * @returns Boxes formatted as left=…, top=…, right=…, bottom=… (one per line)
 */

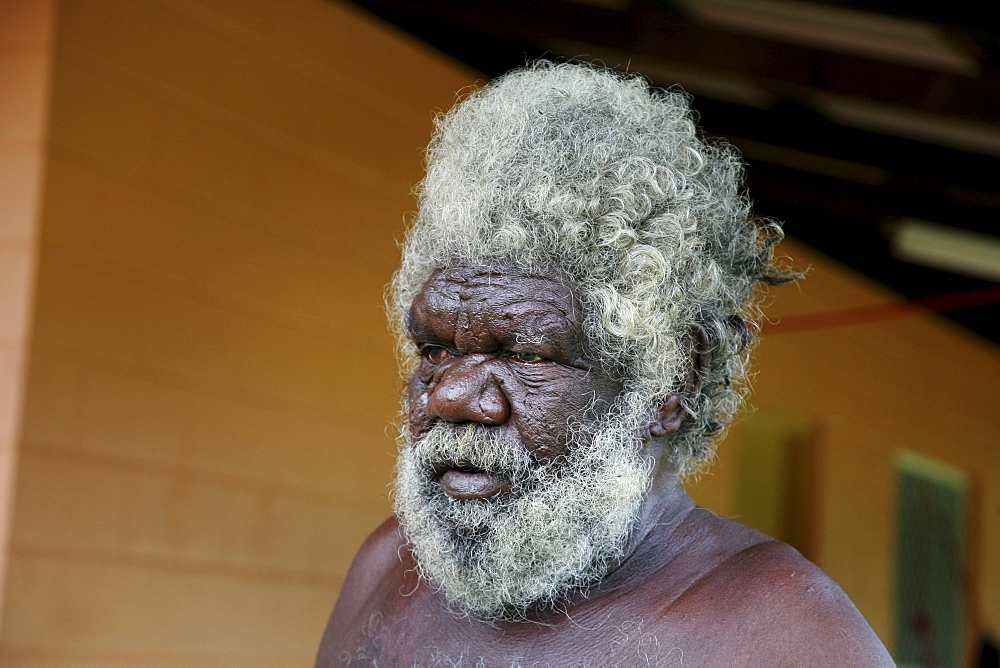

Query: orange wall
left=0, top=0, right=472, bottom=663
left=0, top=0, right=55, bottom=626
left=689, top=239, right=1000, bottom=651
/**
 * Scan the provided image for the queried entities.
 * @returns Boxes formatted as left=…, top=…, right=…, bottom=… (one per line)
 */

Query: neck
left=574, top=466, right=695, bottom=602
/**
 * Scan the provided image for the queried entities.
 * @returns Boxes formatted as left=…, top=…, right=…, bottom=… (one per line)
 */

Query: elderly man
left=318, top=62, right=891, bottom=665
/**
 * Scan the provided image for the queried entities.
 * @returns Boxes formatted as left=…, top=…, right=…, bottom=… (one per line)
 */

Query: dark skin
left=318, top=266, right=893, bottom=666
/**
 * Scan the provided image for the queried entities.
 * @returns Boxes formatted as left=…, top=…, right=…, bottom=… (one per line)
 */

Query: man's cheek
left=407, top=401, right=434, bottom=439
left=406, top=388, right=433, bottom=437
left=409, top=416, right=432, bottom=440
left=515, top=413, right=567, bottom=461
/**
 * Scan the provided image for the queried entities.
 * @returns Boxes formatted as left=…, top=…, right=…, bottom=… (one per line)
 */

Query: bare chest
left=332, top=589, right=703, bottom=667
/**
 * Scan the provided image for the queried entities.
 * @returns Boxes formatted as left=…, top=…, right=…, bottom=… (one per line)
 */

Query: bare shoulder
left=317, top=517, right=405, bottom=662
left=330, top=517, right=405, bottom=619
left=675, top=517, right=894, bottom=665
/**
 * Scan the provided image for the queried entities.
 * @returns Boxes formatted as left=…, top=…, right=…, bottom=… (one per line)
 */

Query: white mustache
left=411, top=422, right=535, bottom=479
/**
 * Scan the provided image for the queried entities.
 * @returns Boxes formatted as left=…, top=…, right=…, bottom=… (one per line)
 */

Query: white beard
left=393, top=404, right=653, bottom=619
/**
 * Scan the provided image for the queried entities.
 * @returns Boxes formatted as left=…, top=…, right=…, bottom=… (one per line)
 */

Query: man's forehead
left=423, top=265, right=577, bottom=305
left=407, top=265, right=586, bottom=345
left=407, top=264, right=602, bottom=368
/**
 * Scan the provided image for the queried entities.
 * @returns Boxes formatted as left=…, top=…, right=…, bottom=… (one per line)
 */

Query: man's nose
left=425, top=356, right=510, bottom=425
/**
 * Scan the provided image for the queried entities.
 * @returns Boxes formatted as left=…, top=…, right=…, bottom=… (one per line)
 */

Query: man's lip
left=437, top=467, right=510, bottom=499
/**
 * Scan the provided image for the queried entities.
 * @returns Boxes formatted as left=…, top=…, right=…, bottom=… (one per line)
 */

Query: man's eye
left=512, top=351, right=546, bottom=363
left=422, top=346, right=450, bottom=364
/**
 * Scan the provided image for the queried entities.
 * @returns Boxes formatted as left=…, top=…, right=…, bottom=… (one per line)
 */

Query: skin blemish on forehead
left=405, top=265, right=624, bottom=455
left=409, top=265, right=589, bottom=364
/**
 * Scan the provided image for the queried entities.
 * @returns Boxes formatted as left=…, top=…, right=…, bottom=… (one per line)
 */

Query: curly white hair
left=390, top=61, right=792, bottom=476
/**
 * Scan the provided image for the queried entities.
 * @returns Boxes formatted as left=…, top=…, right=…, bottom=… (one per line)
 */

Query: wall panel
left=0, top=0, right=56, bottom=620
left=0, top=0, right=472, bottom=662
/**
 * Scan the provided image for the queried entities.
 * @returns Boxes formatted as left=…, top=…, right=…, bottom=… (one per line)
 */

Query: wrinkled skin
left=317, top=267, right=893, bottom=666
left=406, top=266, right=628, bottom=498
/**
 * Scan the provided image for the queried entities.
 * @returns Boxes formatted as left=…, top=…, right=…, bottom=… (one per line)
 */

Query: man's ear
left=647, top=325, right=709, bottom=438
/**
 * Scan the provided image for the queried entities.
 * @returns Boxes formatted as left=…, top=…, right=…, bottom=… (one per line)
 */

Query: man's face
left=394, top=266, right=654, bottom=618
left=406, top=266, right=623, bottom=488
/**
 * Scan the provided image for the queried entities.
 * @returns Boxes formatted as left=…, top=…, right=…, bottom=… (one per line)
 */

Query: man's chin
left=398, top=482, right=618, bottom=620
left=394, top=414, right=653, bottom=618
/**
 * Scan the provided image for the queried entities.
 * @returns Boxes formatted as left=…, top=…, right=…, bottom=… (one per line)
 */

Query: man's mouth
left=434, top=462, right=511, bottom=500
